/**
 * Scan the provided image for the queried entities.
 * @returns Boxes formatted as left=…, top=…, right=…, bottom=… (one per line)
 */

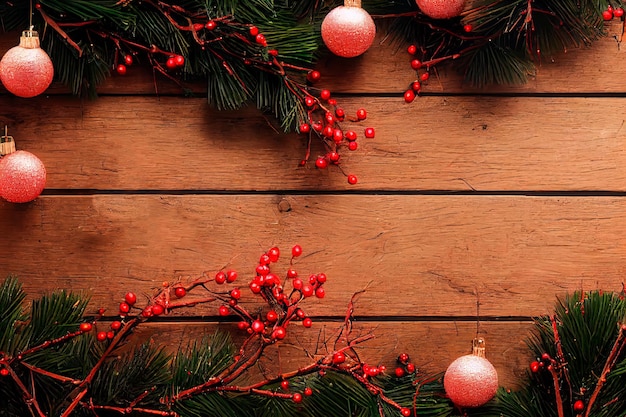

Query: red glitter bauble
left=443, top=354, right=498, bottom=408
left=0, top=151, right=47, bottom=203
left=0, top=31, right=54, bottom=98
left=416, top=0, right=466, bottom=19
left=321, top=2, right=376, bottom=58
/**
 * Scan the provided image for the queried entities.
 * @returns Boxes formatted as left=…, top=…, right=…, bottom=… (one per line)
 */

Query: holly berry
left=410, top=59, right=422, bottom=70
left=174, top=55, right=185, bottom=67
left=302, top=317, right=313, bottom=328
left=356, top=108, right=367, bottom=120
left=573, top=400, right=585, bottom=412
left=237, top=321, right=249, bottom=330
left=296, top=308, right=306, bottom=319
left=215, top=271, right=227, bottom=284
left=251, top=319, right=265, bottom=333
left=249, top=26, right=259, bottom=36
left=299, top=123, right=311, bottom=134
left=320, top=89, right=331, bottom=100
left=345, top=130, right=357, bottom=141
left=301, top=284, right=314, bottom=297
left=292, top=244, right=303, bottom=257
left=125, top=292, right=137, bottom=306
left=335, top=108, right=345, bottom=119
left=328, top=152, right=340, bottom=163
left=281, top=380, right=290, bottom=390
left=404, top=90, right=416, bottom=103
left=315, top=287, right=326, bottom=298
left=401, top=407, right=412, bottom=417
left=152, top=304, right=164, bottom=316
left=268, top=49, right=279, bottom=56
left=123, top=54, right=133, bottom=66
left=305, top=96, right=316, bottom=107
left=166, top=57, right=177, bottom=69
left=316, top=273, right=327, bottom=283
left=96, top=331, right=108, bottom=342
left=411, top=81, right=421, bottom=91
left=119, top=302, right=130, bottom=315
left=292, top=393, right=303, bottom=403
left=307, top=70, right=321, bottom=83
left=420, top=72, right=430, bottom=81
left=333, top=128, right=343, bottom=143
left=79, top=322, right=93, bottom=332
left=315, top=157, right=328, bottom=169
left=614, top=7, right=625, bottom=17
left=332, top=351, right=346, bottom=364
left=110, top=321, right=122, bottom=331
left=602, top=9, right=614, bottom=20
left=174, top=286, right=187, bottom=298
left=218, top=305, right=230, bottom=316
left=463, top=24, right=473, bottom=33
left=255, top=33, right=267, bottom=46
left=304, top=387, right=313, bottom=396
left=205, top=20, right=217, bottom=30
left=529, top=360, right=541, bottom=373
left=364, top=127, right=375, bottom=138
left=347, top=175, right=358, bottom=185
left=407, top=44, right=417, bottom=55
left=405, top=363, right=415, bottom=373
left=107, top=331, right=115, bottom=339
left=268, top=247, right=280, bottom=262
left=287, top=268, right=298, bottom=278
left=394, top=367, right=405, bottom=377
left=398, top=353, right=410, bottom=364
left=192, top=23, right=204, bottom=32
left=230, top=288, right=241, bottom=300
left=266, top=310, right=278, bottom=322
left=272, top=326, right=287, bottom=339
left=0, top=368, right=9, bottom=377
left=142, top=306, right=153, bottom=317
left=116, top=64, right=127, bottom=75
left=322, top=125, right=334, bottom=138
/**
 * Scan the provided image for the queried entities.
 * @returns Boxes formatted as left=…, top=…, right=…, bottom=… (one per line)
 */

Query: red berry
left=268, top=49, right=278, bottom=56
left=312, top=122, right=323, bottom=132
left=463, top=24, right=473, bottom=33
left=119, top=302, right=130, bottom=314
left=268, top=247, right=280, bottom=262
left=398, top=353, right=410, bottom=364
left=573, top=400, right=585, bottom=412
left=0, top=368, right=9, bottom=377
left=230, top=288, right=241, bottom=299
left=364, top=127, right=375, bottom=138
left=307, top=70, right=321, bottom=83
left=110, top=321, right=121, bottom=331
left=215, top=271, right=227, bottom=284
left=301, top=284, right=314, bottom=297
left=272, top=326, right=287, bottom=339
left=316, top=273, right=327, bottom=283
left=410, top=59, right=422, bottom=70
left=322, top=125, right=333, bottom=137
left=255, top=33, right=267, bottom=46
left=292, top=278, right=303, bottom=290
left=420, top=72, right=430, bottom=81
left=292, top=393, right=303, bottom=403
left=541, top=352, right=551, bottom=361
left=292, top=244, right=303, bottom=257
left=237, top=321, right=249, bottom=330
left=404, top=90, right=416, bottom=103
left=602, top=9, right=614, bottom=20
left=315, top=157, right=328, bottom=169
left=218, top=305, right=230, bottom=316
left=305, top=96, right=315, bottom=107
left=266, top=310, right=278, bottom=322
left=249, top=26, right=259, bottom=36
left=124, top=54, right=133, bottom=66
left=356, top=108, right=367, bottom=120
left=347, top=175, right=358, bottom=185
left=79, top=322, right=93, bottom=332
left=335, top=108, right=345, bottom=119
left=174, top=286, right=186, bottom=298
left=333, top=128, right=343, bottom=143
left=401, top=407, right=412, bottom=417
left=302, top=317, right=313, bottom=328
left=142, top=306, right=153, bottom=318
left=192, top=23, right=204, bottom=32
left=152, top=304, right=164, bottom=316
left=394, top=367, right=405, bottom=377
left=529, top=360, right=540, bottom=373
left=296, top=308, right=306, bottom=319
left=205, top=20, right=217, bottom=30
left=327, top=98, right=337, bottom=106
left=332, top=351, right=346, bottom=364
left=614, top=7, right=624, bottom=17
left=287, top=268, right=298, bottom=278
left=304, top=387, right=313, bottom=396
left=315, top=287, right=326, bottom=298
left=281, top=380, right=290, bottom=390
left=251, top=319, right=265, bottom=333
left=107, top=331, right=115, bottom=339
left=260, top=253, right=271, bottom=265
left=256, top=264, right=270, bottom=276
left=345, top=130, right=357, bottom=141
left=97, top=331, right=108, bottom=341
left=299, top=123, right=311, bottom=133
left=412, top=81, right=421, bottom=91
left=320, top=89, right=331, bottom=100
left=124, top=292, right=137, bottom=305
left=328, top=152, right=340, bottom=163
left=166, top=57, right=177, bottom=69
left=174, top=55, right=185, bottom=67
left=407, top=44, right=417, bottom=55
left=116, top=64, right=127, bottom=75
left=406, top=363, right=415, bottom=373
left=348, top=141, right=358, bottom=151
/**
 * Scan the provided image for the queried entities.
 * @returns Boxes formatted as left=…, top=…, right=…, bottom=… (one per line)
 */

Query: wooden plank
left=111, top=320, right=533, bottom=390
left=1, top=21, right=624, bottom=96
left=1, top=95, right=625, bottom=191
left=1, top=195, right=624, bottom=317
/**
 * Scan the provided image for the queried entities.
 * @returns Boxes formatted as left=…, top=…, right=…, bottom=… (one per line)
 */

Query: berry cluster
left=404, top=44, right=429, bottom=103
left=602, top=4, right=625, bottom=20
left=299, top=75, right=373, bottom=185
left=393, top=352, right=417, bottom=378
left=529, top=352, right=586, bottom=414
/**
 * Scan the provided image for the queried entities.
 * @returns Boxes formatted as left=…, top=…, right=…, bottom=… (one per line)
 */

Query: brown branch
left=36, top=6, right=83, bottom=56
left=6, top=366, right=46, bottom=417
left=20, top=361, right=82, bottom=385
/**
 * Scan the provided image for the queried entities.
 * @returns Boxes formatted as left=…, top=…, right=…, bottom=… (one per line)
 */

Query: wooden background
left=1, top=20, right=625, bottom=392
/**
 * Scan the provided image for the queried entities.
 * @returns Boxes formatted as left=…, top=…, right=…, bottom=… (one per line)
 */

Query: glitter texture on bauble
left=0, top=150, right=47, bottom=203
left=321, top=0, right=376, bottom=58
left=0, top=30, right=54, bottom=98
left=443, top=338, right=498, bottom=408
left=416, top=0, right=466, bottom=19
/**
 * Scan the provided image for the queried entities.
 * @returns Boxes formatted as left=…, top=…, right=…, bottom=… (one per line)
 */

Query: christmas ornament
left=416, top=0, right=466, bottom=20
left=0, top=128, right=47, bottom=203
left=321, top=0, right=376, bottom=58
left=0, top=30, right=54, bottom=98
left=443, top=338, right=498, bottom=408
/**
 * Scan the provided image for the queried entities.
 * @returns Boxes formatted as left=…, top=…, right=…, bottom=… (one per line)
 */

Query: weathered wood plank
left=2, top=21, right=623, bottom=96
left=93, top=320, right=533, bottom=390
left=2, top=195, right=623, bottom=317
left=1, top=95, right=624, bottom=191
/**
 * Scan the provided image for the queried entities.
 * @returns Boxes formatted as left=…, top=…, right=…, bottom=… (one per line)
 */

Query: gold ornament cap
left=1, top=126, right=16, bottom=156
left=472, top=337, right=487, bottom=358
left=19, top=30, right=41, bottom=49
left=344, top=0, right=362, bottom=7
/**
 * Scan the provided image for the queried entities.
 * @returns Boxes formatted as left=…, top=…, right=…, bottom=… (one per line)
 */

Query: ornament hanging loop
left=472, top=337, right=486, bottom=358
left=1, top=126, right=16, bottom=156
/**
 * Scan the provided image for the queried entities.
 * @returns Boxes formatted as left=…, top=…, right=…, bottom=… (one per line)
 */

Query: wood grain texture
left=1, top=95, right=625, bottom=191
left=129, top=321, right=533, bottom=390
left=2, top=195, right=624, bottom=317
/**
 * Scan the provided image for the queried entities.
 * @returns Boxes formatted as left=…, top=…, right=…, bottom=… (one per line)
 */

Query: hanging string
left=29, top=0, right=34, bottom=30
